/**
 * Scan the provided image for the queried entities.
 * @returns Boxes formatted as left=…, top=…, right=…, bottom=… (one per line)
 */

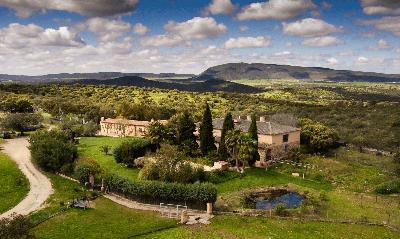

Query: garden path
left=0, top=138, right=53, bottom=219
left=104, top=193, right=206, bottom=217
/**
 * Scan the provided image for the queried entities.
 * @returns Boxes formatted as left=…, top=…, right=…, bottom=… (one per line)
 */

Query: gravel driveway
left=0, top=137, right=53, bottom=219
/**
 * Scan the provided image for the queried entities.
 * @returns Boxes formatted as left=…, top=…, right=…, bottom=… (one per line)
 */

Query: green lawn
left=33, top=197, right=176, bottom=239
left=29, top=173, right=87, bottom=224
left=215, top=168, right=332, bottom=195
left=78, top=136, right=140, bottom=180
left=0, top=152, right=29, bottom=213
left=142, top=215, right=399, bottom=239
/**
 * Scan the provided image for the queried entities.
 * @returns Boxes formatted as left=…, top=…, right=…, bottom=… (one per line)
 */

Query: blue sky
left=0, top=0, right=399, bottom=75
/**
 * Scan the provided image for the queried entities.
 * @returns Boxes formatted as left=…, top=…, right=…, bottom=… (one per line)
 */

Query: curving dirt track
left=0, top=137, right=53, bottom=219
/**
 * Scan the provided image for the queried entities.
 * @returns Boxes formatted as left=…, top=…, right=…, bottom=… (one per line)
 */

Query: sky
left=0, top=0, right=399, bottom=75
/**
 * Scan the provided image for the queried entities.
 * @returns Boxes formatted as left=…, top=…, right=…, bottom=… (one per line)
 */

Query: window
left=283, top=134, right=289, bottom=143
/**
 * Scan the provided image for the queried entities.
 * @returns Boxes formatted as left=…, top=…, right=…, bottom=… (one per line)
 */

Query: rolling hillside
left=194, top=63, right=400, bottom=82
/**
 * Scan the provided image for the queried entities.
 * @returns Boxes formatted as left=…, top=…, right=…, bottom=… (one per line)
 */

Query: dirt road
left=0, top=137, right=53, bottom=218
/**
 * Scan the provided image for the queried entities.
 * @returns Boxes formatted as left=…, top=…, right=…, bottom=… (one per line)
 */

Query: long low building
left=211, top=116, right=301, bottom=165
left=99, top=117, right=167, bottom=137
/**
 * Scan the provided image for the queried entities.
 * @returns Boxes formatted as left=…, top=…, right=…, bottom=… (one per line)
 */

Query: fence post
left=207, top=203, right=213, bottom=215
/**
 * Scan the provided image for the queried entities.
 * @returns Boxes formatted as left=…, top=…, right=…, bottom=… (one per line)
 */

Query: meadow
left=0, top=152, right=29, bottom=214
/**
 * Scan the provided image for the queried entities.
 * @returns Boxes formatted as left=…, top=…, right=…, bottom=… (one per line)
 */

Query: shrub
left=275, top=203, right=288, bottom=216
left=74, top=157, right=103, bottom=184
left=113, top=139, right=154, bottom=167
left=139, top=156, right=205, bottom=184
left=375, top=179, right=400, bottom=194
left=29, top=130, right=77, bottom=172
left=206, top=170, right=240, bottom=184
left=394, top=152, right=400, bottom=164
left=0, top=214, right=34, bottom=239
left=104, top=173, right=217, bottom=206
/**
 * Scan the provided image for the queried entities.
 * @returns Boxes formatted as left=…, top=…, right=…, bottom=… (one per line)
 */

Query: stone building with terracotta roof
left=211, top=116, right=301, bottom=166
left=99, top=117, right=167, bottom=137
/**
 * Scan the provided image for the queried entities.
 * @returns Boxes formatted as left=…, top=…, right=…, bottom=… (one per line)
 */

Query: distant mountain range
left=194, top=63, right=400, bottom=82
left=75, top=76, right=262, bottom=93
left=1, top=63, right=399, bottom=93
left=0, top=72, right=194, bottom=82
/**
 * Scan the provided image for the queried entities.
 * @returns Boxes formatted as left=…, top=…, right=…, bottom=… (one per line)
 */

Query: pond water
left=256, top=192, right=304, bottom=210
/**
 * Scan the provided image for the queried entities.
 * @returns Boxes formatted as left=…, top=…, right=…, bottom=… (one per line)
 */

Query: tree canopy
left=219, top=112, right=234, bottom=159
left=29, top=130, right=77, bottom=172
left=199, top=103, right=216, bottom=155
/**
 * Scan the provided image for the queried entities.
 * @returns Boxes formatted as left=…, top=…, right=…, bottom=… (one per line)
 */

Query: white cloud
left=326, top=57, right=338, bottom=65
left=133, top=23, right=149, bottom=35
left=0, top=0, right=139, bottom=18
left=359, top=16, right=400, bottom=37
left=206, top=0, right=236, bottom=15
left=0, top=23, right=84, bottom=49
left=224, top=36, right=271, bottom=49
left=361, top=0, right=400, bottom=15
left=357, top=56, right=369, bottom=64
left=283, top=18, right=342, bottom=37
left=140, top=17, right=227, bottom=47
left=78, top=18, right=131, bottom=43
left=140, top=34, right=186, bottom=47
left=237, top=0, right=316, bottom=20
left=165, top=17, right=227, bottom=40
left=274, top=51, right=291, bottom=56
left=301, top=36, right=342, bottom=47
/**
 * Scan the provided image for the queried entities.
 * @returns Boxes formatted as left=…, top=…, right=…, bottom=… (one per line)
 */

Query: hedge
left=375, top=179, right=400, bottom=194
left=113, top=139, right=156, bottom=167
left=103, top=173, right=217, bottom=207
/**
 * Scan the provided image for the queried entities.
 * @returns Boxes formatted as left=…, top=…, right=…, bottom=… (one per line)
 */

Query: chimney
left=101, top=117, right=105, bottom=122
left=260, top=116, right=266, bottom=122
left=247, top=115, right=251, bottom=121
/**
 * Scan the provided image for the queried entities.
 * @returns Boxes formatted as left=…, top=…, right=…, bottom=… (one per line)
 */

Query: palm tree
left=225, top=129, right=258, bottom=171
left=225, top=129, right=242, bottom=169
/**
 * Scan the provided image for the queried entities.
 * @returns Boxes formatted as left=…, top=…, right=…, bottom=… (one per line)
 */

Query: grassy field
left=142, top=215, right=399, bottom=239
left=215, top=168, right=332, bottom=195
left=33, top=197, right=176, bottom=239
left=33, top=137, right=400, bottom=238
left=0, top=152, right=29, bottom=214
left=78, top=136, right=140, bottom=180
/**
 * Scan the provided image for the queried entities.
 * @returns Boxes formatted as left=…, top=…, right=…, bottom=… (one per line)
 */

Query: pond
left=255, top=192, right=304, bottom=210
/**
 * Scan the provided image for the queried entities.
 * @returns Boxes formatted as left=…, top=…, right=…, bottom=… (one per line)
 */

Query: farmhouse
left=99, top=117, right=167, bottom=137
left=211, top=116, right=301, bottom=165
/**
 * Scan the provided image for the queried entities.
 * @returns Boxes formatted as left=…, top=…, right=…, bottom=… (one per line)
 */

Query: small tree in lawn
left=219, top=112, right=234, bottom=160
left=248, top=114, right=260, bottom=166
left=100, top=145, right=111, bottom=155
left=199, top=103, right=216, bottom=156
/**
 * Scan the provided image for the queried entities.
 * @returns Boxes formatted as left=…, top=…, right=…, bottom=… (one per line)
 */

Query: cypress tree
left=248, top=114, right=260, bottom=166
left=176, top=111, right=198, bottom=152
left=200, top=103, right=216, bottom=155
left=219, top=112, right=234, bottom=159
